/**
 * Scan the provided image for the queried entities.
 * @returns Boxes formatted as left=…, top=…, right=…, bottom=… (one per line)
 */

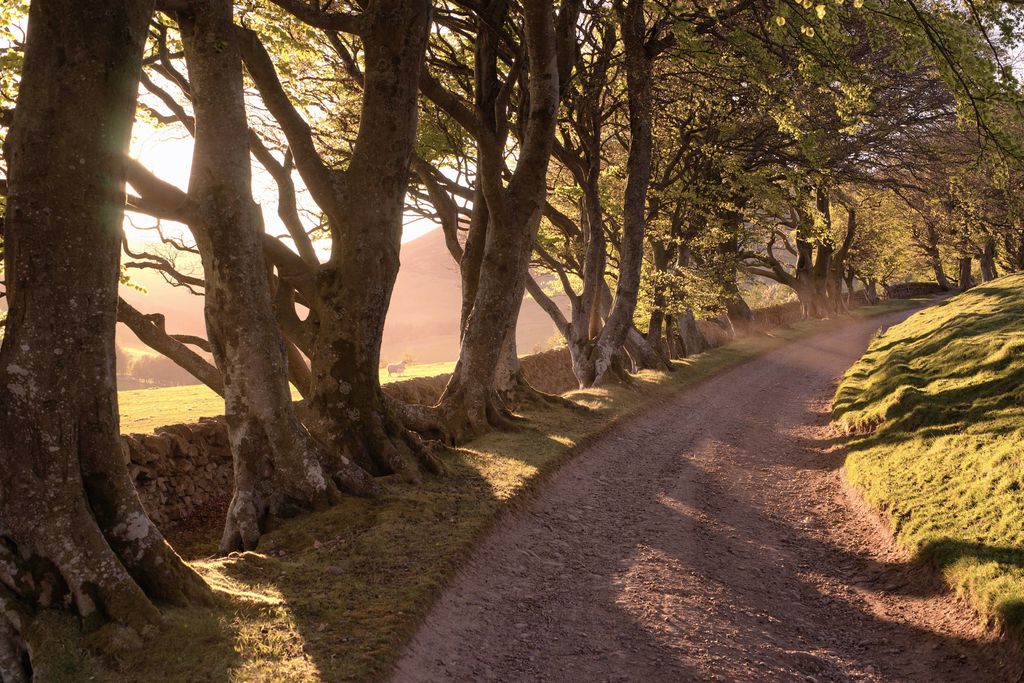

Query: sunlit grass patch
left=118, top=383, right=228, bottom=434
left=48, top=300, right=914, bottom=682
left=834, top=276, right=1024, bottom=634
left=118, top=361, right=458, bottom=434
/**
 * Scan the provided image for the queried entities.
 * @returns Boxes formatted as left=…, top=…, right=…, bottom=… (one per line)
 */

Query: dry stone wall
left=125, top=295, right=900, bottom=529
left=121, top=418, right=232, bottom=528
left=124, top=349, right=583, bottom=529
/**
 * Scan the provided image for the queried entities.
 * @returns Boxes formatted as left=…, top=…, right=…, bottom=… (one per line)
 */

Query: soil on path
left=392, top=310, right=1022, bottom=682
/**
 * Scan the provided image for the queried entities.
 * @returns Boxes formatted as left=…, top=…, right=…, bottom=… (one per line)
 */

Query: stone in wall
left=121, top=417, right=232, bottom=528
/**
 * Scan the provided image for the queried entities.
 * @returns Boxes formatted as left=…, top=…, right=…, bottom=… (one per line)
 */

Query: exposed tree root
left=0, top=588, right=31, bottom=683
left=327, top=452, right=385, bottom=498
left=119, top=528, right=214, bottom=608
left=410, top=380, right=524, bottom=445
left=439, top=398, right=522, bottom=444
left=0, top=477, right=213, bottom=677
left=220, top=481, right=337, bottom=555
left=219, top=420, right=351, bottom=553
left=83, top=467, right=213, bottom=608
left=388, top=397, right=452, bottom=443
left=304, top=391, right=446, bottom=485
left=498, top=370, right=585, bottom=412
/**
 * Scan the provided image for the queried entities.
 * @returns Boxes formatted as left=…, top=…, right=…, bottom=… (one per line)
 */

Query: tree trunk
left=301, top=0, right=440, bottom=476
left=980, top=237, right=998, bottom=282
left=958, top=256, right=975, bottom=292
left=794, top=239, right=831, bottom=318
left=827, top=205, right=856, bottom=314
left=238, top=1, right=438, bottom=478
left=794, top=277, right=829, bottom=319
left=812, top=241, right=834, bottom=314
left=1004, top=227, right=1024, bottom=272
left=863, top=278, right=880, bottom=305
left=539, top=20, right=618, bottom=389
left=434, top=207, right=541, bottom=437
left=625, top=326, right=671, bottom=372
left=645, top=241, right=671, bottom=358
left=565, top=166, right=611, bottom=383
left=932, top=257, right=952, bottom=290
left=0, top=3, right=209, bottom=676
left=724, top=290, right=755, bottom=328
left=492, top=303, right=571, bottom=409
left=924, top=223, right=951, bottom=290
left=550, top=173, right=614, bottom=390
left=433, top=0, right=567, bottom=439
left=646, top=309, right=669, bottom=358
left=843, top=268, right=857, bottom=308
left=717, top=228, right=755, bottom=329
left=677, top=308, right=708, bottom=356
left=575, top=0, right=657, bottom=386
left=663, top=315, right=684, bottom=359
left=179, top=0, right=377, bottom=552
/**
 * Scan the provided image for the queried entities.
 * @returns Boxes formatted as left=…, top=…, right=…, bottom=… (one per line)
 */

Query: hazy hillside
left=116, top=228, right=566, bottom=386
left=381, top=228, right=566, bottom=363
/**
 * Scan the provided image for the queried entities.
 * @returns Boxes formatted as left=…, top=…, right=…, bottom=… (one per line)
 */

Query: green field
left=119, top=360, right=457, bottom=434
left=834, top=276, right=1024, bottom=633
left=36, top=302, right=916, bottom=683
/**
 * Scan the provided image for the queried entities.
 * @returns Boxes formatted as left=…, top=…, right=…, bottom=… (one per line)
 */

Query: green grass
left=41, top=301, right=914, bottom=682
left=118, top=361, right=457, bottom=434
left=834, top=275, right=1024, bottom=635
left=119, top=384, right=229, bottom=434
left=375, top=360, right=456, bottom=383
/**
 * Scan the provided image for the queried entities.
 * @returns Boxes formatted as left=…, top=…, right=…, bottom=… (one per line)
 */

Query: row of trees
left=1, top=0, right=1023, bottom=676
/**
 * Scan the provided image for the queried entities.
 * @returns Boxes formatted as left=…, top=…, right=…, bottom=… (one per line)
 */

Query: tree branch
left=117, top=297, right=224, bottom=396
left=235, top=25, right=342, bottom=218
left=266, top=0, right=363, bottom=34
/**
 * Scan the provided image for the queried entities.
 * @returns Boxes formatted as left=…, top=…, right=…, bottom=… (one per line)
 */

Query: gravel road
left=392, top=309, right=1021, bottom=682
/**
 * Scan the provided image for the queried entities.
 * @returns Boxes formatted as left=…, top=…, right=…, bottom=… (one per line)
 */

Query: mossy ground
left=834, top=276, right=1024, bottom=635
left=40, top=301, right=915, bottom=682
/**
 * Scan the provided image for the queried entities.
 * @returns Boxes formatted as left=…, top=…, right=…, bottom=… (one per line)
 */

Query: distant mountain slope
left=381, top=229, right=565, bottom=363
left=116, top=227, right=565, bottom=384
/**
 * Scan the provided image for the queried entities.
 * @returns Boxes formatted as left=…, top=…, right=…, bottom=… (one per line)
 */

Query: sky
left=126, top=121, right=439, bottom=252
left=119, top=120, right=442, bottom=357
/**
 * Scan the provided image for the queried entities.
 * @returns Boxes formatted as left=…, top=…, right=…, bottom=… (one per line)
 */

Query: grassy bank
left=42, top=301, right=915, bottom=682
left=834, top=276, right=1024, bottom=635
left=118, top=360, right=458, bottom=434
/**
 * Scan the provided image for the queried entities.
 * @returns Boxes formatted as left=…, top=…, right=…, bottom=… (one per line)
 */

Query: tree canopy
left=2, top=0, right=1024, bottom=676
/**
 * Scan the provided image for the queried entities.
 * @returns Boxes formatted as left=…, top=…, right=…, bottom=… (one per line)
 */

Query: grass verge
left=834, top=276, right=1024, bottom=635
left=41, top=300, right=916, bottom=682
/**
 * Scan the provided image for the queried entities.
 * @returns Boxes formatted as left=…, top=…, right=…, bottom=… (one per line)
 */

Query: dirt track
left=391, top=310, right=1022, bottom=682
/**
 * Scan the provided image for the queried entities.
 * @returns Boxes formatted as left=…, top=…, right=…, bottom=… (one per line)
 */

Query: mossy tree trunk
left=979, top=237, right=998, bottom=282
left=958, top=255, right=975, bottom=292
left=176, top=0, right=376, bottom=553
left=0, top=2, right=210, bottom=677
left=429, top=0, right=575, bottom=440
left=239, top=0, right=438, bottom=477
left=570, top=0, right=658, bottom=387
